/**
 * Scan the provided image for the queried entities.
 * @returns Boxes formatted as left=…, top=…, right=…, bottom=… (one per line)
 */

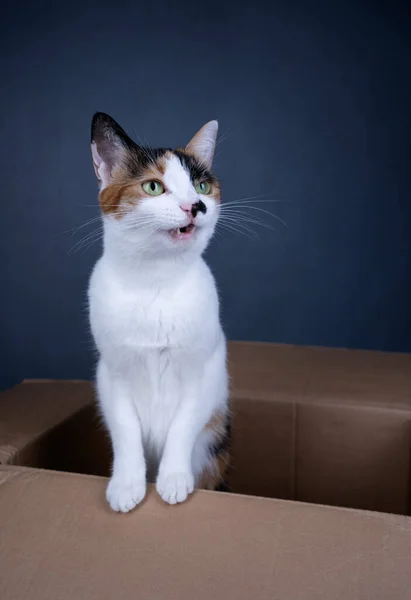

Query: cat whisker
left=218, top=225, right=259, bottom=241
left=219, top=216, right=267, bottom=236
left=219, top=214, right=277, bottom=233
left=223, top=192, right=278, bottom=203
left=122, top=219, right=160, bottom=230
left=217, top=221, right=260, bottom=240
left=220, top=205, right=288, bottom=228
left=223, top=198, right=287, bottom=206
left=67, top=227, right=104, bottom=255
left=75, top=235, right=105, bottom=255
left=213, top=228, right=229, bottom=242
left=219, top=209, right=277, bottom=226
left=61, top=215, right=102, bottom=236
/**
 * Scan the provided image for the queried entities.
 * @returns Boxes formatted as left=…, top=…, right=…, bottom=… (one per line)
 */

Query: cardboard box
left=1, top=464, right=410, bottom=600
left=2, top=342, right=411, bottom=514
left=1, top=342, right=411, bottom=598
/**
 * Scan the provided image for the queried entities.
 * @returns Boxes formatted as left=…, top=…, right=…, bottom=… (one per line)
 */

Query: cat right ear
left=91, top=112, right=135, bottom=189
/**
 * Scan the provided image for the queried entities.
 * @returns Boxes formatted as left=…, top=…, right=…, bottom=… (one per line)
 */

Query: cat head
left=91, top=112, right=220, bottom=256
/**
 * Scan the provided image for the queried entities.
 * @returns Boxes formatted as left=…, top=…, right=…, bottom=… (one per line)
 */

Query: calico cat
left=88, top=112, right=230, bottom=512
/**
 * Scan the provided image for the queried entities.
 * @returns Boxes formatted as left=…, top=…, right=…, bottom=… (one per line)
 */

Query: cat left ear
left=91, top=112, right=137, bottom=189
left=185, top=120, right=218, bottom=170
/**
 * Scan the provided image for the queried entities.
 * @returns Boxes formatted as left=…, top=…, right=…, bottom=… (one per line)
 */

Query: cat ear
left=90, top=112, right=136, bottom=189
left=185, top=120, right=218, bottom=169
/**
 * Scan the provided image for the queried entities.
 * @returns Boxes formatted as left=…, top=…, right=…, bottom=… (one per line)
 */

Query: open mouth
left=169, top=223, right=196, bottom=240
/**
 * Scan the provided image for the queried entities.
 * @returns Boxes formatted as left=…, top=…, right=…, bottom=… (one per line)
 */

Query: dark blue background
left=1, top=1, right=410, bottom=388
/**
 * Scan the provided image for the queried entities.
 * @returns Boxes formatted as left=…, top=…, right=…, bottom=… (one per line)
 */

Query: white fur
left=88, top=149, right=228, bottom=512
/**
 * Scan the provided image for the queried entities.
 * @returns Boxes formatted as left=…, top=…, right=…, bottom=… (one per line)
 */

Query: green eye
left=195, top=181, right=211, bottom=195
left=142, top=180, right=165, bottom=196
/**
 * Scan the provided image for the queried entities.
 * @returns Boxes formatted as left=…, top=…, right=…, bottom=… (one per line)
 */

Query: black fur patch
left=210, top=413, right=232, bottom=457
left=125, top=147, right=169, bottom=178
left=191, top=200, right=207, bottom=217
left=173, top=149, right=218, bottom=186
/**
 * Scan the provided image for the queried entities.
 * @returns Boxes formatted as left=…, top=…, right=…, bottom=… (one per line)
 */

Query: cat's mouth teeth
left=169, top=223, right=195, bottom=239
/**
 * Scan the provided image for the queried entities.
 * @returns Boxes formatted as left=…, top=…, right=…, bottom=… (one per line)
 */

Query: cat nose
left=179, top=202, right=193, bottom=213
left=179, top=200, right=207, bottom=218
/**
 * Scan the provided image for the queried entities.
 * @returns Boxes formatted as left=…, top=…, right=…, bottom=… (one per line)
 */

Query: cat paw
left=156, top=471, right=195, bottom=505
left=106, top=476, right=146, bottom=513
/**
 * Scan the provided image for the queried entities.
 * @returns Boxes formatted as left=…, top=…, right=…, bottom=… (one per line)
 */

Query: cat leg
left=156, top=344, right=228, bottom=504
left=97, top=360, right=146, bottom=513
left=155, top=382, right=198, bottom=505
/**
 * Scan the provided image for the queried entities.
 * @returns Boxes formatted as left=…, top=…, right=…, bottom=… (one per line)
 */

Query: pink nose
left=180, top=203, right=192, bottom=213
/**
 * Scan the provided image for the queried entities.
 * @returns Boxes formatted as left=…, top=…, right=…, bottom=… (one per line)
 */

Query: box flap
left=1, top=466, right=410, bottom=600
left=228, top=341, right=411, bottom=408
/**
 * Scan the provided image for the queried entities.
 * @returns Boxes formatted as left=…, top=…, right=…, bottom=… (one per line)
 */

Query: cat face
left=90, top=113, right=220, bottom=256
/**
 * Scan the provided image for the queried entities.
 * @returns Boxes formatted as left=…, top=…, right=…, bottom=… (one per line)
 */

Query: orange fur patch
left=208, top=181, right=221, bottom=204
left=99, top=156, right=168, bottom=218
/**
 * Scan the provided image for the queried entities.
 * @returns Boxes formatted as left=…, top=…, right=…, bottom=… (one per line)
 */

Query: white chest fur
left=89, top=255, right=221, bottom=362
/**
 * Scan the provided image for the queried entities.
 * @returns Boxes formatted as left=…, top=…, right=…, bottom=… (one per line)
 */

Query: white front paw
left=106, top=475, right=146, bottom=513
left=156, top=471, right=195, bottom=505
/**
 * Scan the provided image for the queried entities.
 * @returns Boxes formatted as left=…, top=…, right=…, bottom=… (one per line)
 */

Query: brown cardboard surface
left=0, top=380, right=94, bottom=466
left=1, top=342, right=411, bottom=514
left=296, top=403, right=411, bottom=513
left=228, top=341, right=411, bottom=407
left=1, top=466, right=411, bottom=600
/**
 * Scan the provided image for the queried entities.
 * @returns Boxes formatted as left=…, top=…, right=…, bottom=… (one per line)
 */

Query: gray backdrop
left=1, top=1, right=410, bottom=389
